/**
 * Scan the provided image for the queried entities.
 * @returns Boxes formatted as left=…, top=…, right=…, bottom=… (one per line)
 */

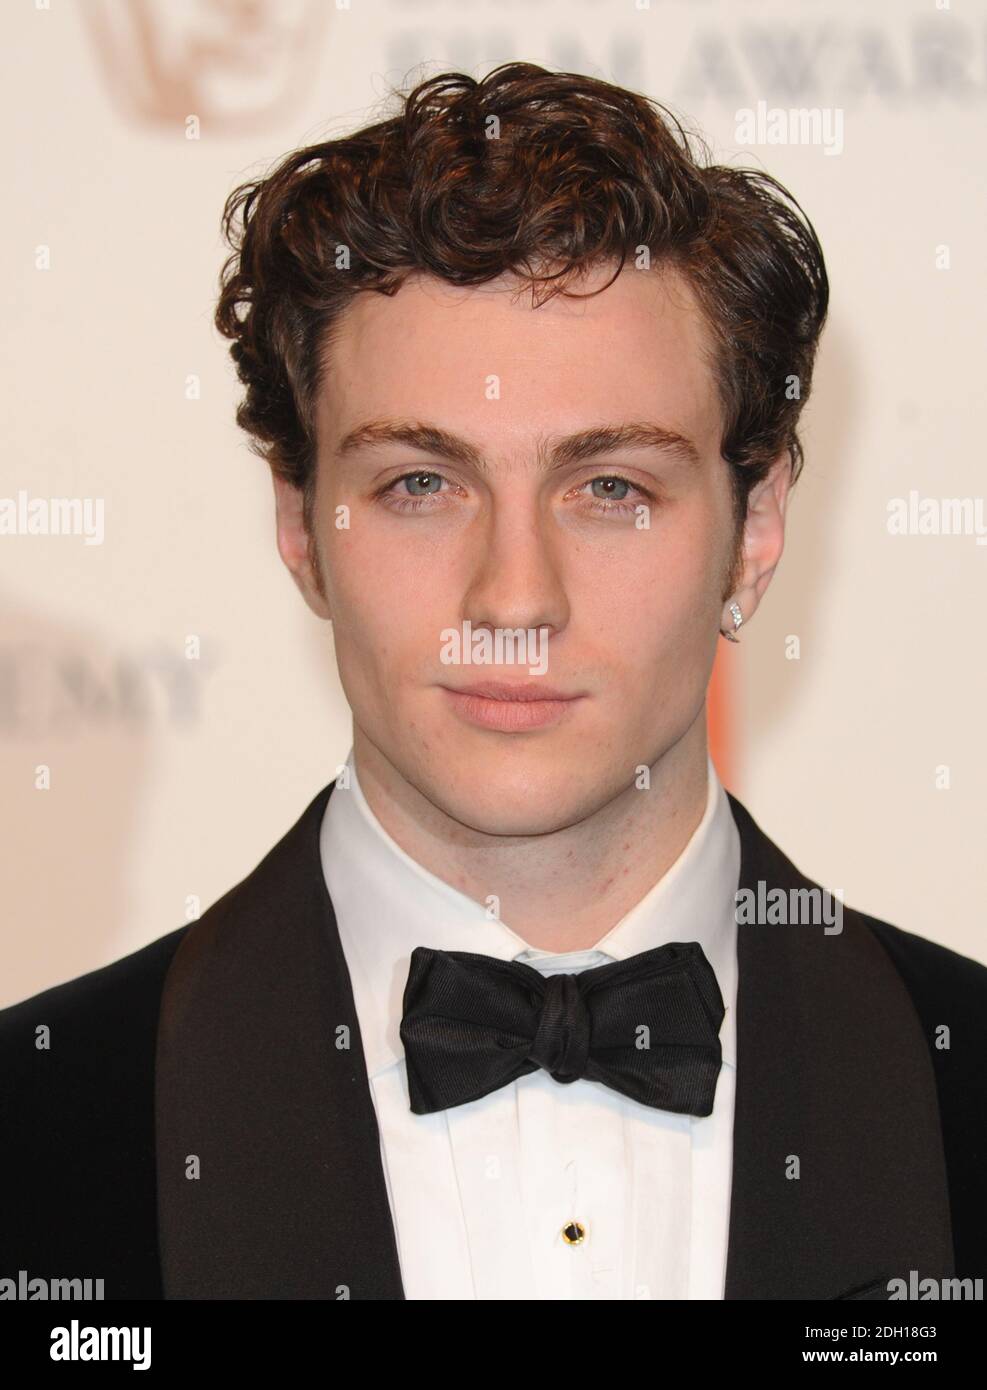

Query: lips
left=442, top=681, right=581, bottom=702
left=440, top=683, right=585, bottom=732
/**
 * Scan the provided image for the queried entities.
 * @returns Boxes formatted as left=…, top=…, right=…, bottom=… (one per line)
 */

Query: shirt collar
left=320, top=749, right=739, bottom=1078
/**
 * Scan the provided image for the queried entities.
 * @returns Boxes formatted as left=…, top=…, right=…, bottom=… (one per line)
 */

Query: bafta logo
left=82, top=0, right=328, bottom=133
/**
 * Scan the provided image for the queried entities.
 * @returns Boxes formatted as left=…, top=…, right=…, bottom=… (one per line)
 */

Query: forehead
left=317, top=262, right=722, bottom=459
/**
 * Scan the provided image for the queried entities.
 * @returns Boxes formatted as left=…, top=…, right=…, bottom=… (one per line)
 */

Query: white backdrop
left=2, top=0, right=985, bottom=1006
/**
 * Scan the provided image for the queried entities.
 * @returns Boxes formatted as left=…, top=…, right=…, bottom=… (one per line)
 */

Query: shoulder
left=0, top=926, right=192, bottom=1151
left=856, top=910, right=987, bottom=1019
left=727, top=787, right=987, bottom=1006
left=857, top=911, right=987, bottom=1276
left=849, top=907, right=987, bottom=1082
left=0, top=923, right=190, bottom=1064
left=854, top=910, right=987, bottom=1129
left=0, top=780, right=335, bottom=1065
left=0, top=926, right=191, bottom=1296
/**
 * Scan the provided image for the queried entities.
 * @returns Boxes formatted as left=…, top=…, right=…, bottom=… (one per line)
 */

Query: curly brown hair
left=214, top=62, right=828, bottom=545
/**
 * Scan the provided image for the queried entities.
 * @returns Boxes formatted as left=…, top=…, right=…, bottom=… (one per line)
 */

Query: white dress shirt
left=320, top=749, right=740, bottom=1300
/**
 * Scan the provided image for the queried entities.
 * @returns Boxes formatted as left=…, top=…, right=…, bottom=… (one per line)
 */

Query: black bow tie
left=399, top=941, right=725, bottom=1116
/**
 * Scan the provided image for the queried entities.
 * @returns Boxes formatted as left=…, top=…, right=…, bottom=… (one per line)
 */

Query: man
left=2, top=63, right=984, bottom=1302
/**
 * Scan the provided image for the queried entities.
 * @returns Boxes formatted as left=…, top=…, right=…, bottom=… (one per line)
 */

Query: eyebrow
left=334, top=420, right=701, bottom=472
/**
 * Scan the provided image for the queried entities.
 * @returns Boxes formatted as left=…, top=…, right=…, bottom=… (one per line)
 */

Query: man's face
left=296, top=264, right=746, bottom=835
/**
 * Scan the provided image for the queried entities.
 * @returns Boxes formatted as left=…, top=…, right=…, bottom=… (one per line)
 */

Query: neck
left=350, top=713, right=711, bottom=952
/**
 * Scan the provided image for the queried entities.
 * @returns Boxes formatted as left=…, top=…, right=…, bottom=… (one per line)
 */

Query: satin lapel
left=155, top=781, right=405, bottom=1299
left=722, top=792, right=955, bottom=1299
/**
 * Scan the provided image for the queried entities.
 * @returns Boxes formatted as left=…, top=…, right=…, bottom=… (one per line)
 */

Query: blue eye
left=403, top=472, right=443, bottom=496
left=590, top=477, right=631, bottom=501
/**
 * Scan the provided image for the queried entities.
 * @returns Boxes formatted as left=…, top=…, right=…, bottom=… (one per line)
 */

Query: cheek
left=321, top=528, right=450, bottom=672
left=581, top=511, right=723, bottom=646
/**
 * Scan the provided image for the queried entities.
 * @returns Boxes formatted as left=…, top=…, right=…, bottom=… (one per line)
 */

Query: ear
left=720, top=451, right=792, bottom=634
left=271, top=472, right=332, bottom=620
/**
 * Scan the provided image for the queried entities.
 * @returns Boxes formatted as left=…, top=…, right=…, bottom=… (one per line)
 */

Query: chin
left=417, top=758, right=617, bottom=838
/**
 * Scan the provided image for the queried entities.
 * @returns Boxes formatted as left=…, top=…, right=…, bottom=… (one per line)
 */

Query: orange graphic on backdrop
left=708, top=643, right=736, bottom=792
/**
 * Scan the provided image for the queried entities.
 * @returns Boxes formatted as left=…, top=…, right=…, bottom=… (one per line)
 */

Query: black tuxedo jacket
left=2, top=780, right=985, bottom=1300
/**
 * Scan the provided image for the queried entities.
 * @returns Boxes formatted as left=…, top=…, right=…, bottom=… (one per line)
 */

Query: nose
left=461, top=497, right=570, bottom=639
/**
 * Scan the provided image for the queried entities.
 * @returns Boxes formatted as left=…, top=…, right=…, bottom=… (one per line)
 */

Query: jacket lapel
left=155, top=779, right=405, bottom=1299
left=723, top=792, right=955, bottom=1299
left=156, top=777, right=954, bottom=1300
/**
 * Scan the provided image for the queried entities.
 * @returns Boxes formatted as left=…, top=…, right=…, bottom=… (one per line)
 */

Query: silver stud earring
left=721, top=601, right=743, bottom=642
